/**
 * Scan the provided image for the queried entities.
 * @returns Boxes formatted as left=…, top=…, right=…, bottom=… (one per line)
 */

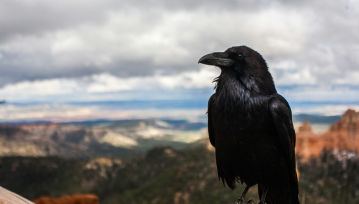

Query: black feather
left=204, top=46, right=300, bottom=203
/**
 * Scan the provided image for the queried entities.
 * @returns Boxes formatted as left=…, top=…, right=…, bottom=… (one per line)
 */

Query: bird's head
left=199, top=46, right=276, bottom=95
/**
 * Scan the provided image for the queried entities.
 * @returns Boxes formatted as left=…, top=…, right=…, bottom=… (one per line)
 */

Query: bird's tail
left=259, top=160, right=300, bottom=204
left=258, top=184, right=300, bottom=204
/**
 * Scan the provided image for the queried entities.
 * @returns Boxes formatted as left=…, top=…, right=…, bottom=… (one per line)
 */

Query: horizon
left=0, top=98, right=356, bottom=123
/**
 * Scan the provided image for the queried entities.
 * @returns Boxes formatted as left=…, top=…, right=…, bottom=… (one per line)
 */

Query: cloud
left=2, top=66, right=359, bottom=106
left=0, top=103, right=207, bottom=122
left=0, top=0, right=117, bottom=42
left=278, top=85, right=359, bottom=103
left=0, top=0, right=358, bottom=87
left=0, top=0, right=359, bottom=109
left=0, top=68, right=219, bottom=101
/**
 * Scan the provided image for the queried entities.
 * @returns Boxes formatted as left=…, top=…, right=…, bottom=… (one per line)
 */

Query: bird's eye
left=236, top=54, right=244, bottom=61
left=228, top=52, right=244, bottom=61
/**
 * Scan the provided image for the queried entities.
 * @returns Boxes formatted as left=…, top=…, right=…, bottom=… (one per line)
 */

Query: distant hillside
left=1, top=109, right=359, bottom=203
left=0, top=124, right=134, bottom=158
left=1, top=143, right=358, bottom=204
left=293, top=114, right=340, bottom=124
left=0, top=119, right=207, bottom=158
left=0, top=145, right=257, bottom=204
left=0, top=110, right=356, bottom=160
left=296, top=109, right=359, bottom=160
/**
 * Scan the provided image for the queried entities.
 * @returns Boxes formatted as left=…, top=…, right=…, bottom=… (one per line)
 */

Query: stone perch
left=0, top=186, right=34, bottom=204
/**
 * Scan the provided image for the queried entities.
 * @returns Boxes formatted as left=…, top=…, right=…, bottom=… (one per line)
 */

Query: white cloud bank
left=0, top=0, right=359, bottom=119
left=0, top=0, right=359, bottom=86
left=0, top=67, right=219, bottom=101
left=0, top=103, right=207, bottom=122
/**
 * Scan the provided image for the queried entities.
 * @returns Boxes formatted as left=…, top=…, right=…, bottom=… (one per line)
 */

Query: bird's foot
left=236, top=199, right=254, bottom=204
left=236, top=185, right=251, bottom=204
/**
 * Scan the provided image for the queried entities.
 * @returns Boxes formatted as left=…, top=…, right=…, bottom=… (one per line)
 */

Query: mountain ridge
left=296, top=109, right=359, bottom=160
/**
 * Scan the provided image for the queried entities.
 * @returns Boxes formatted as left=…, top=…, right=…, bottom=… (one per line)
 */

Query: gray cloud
left=0, top=0, right=268, bottom=42
left=0, top=0, right=119, bottom=42
left=0, top=0, right=358, bottom=89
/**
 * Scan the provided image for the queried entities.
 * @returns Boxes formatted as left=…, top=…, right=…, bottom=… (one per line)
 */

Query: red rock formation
left=298, top=121, right=313, bottom=133
left=33, top=194, right=99, bottom=204
left=295, top=121, right=323, bottom=160
left=322, top=109, right=359, bottom=152
left=296, top=109, right=359, bottom=160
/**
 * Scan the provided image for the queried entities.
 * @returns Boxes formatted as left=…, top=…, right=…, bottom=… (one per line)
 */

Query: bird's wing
left=207, top=95, right=216, bottom=147
left=269, top=94, right=296, bottom=168
left=269, top=94, right=298, bottom=192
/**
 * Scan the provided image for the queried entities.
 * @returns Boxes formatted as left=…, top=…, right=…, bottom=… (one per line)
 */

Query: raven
left=199, top=46, right=299, bottom=204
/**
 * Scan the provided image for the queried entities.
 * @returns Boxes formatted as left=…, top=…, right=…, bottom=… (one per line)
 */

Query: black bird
left=199, top=46, right=299, bottom=204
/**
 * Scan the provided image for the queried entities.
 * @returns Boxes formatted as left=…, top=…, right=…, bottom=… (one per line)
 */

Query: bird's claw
left=236, top=199, right=254, bottom=204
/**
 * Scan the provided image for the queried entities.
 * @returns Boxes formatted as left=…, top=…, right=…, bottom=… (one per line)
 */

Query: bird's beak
left=198, top=52, right=234, bottom=67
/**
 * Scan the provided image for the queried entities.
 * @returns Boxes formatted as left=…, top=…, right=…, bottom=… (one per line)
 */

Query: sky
left=1, top=0, right=359, bottom=121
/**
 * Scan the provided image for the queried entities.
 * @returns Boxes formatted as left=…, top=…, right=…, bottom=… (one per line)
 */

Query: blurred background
left=0, top=0, right=359, bottom=203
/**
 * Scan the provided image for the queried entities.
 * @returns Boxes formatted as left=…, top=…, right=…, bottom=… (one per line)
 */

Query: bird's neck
left=214, top=72, right=251, bottom=105
left=214, top=71, right=276, bottom=109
